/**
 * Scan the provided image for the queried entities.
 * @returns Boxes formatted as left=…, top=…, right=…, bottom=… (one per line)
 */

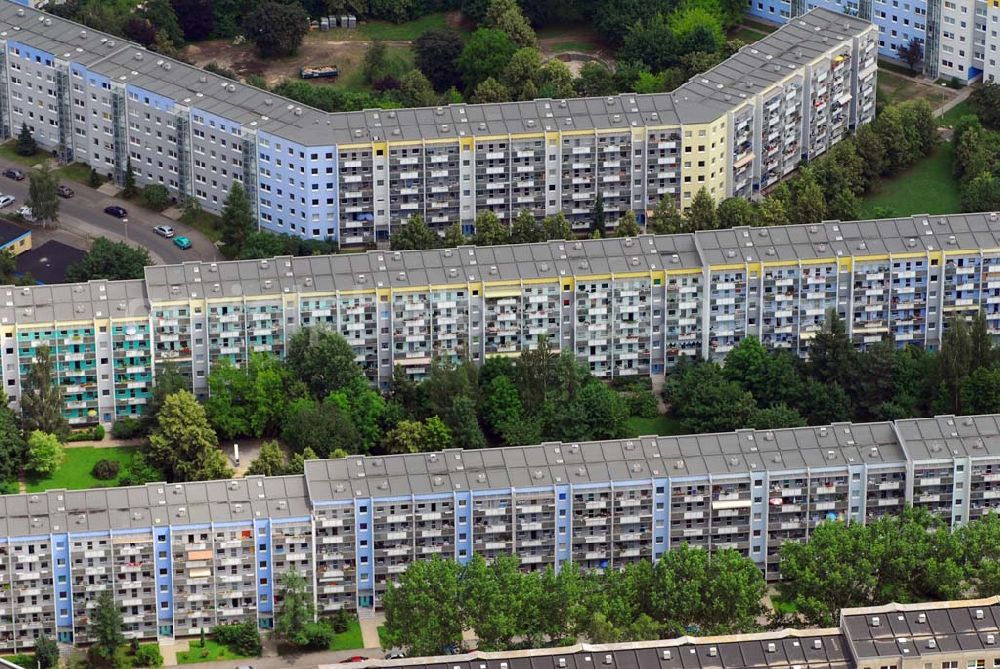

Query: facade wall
left=2, top=416, right=1000, bottom=650
left=0, top=5, right=875, bottom=244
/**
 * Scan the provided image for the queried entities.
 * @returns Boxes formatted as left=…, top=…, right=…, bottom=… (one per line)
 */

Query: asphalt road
left=0, top=159, right=221, bottom=265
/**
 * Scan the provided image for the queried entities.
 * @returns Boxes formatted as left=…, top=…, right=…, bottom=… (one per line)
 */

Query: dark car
left=104, top=205, right=128, bottom=218
left=3, top=168, right=25, bottom=181
left=56, top=184, right=74, bottom=198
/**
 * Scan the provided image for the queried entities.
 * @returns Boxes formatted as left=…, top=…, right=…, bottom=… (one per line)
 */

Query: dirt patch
left=182, top=37, right=402, bottom=87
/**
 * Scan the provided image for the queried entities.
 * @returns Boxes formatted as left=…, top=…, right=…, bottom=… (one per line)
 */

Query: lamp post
left=123, top=217, right=128, bottom=243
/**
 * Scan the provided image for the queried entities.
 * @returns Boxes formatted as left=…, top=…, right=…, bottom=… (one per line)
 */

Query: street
left=0, top=157, right=221, bottom=265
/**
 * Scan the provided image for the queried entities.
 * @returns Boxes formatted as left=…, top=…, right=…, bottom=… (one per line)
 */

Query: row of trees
left=382, top=546, right=765, bottom=656
left=201, top=328, right=646, bottom=466
left=952, top=86, right=1000, bottom=212
left=778, top=508, right=1000, bottom=627
left=665, top=310, right=1000, bottom=435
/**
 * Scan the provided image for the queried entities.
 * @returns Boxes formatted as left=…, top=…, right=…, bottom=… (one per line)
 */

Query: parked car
left=16, top=206, right=34, bottom=222
left=173, top=235, right=191, bottom=249
left=153, top=225, right=174, bottom=238
left=344, top=658, right=367, bottom=664
left=56, top=184, right=74, bottom=198
left=384, top=649, right=406, bottom=659
left=104, top=205, right=128, bottom=218
left=0, top=195, right=15, bottom=208
left=2, top=168, right=24, bottom=181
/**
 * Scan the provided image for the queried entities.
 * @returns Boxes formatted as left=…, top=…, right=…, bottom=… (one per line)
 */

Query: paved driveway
left=0, top=158, right=221, bottom=264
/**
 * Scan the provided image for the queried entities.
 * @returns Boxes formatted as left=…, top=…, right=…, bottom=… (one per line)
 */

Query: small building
left=0, top=218, right=31, bottom=256
left=16, top=240, right=85, bottom=284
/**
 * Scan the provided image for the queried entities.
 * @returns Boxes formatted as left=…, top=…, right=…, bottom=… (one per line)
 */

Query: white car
left=153, top=225, right=175, bottom=238
left=16, top=206, right=34, bottom=221
left=0, top=195, right=15, bottom=208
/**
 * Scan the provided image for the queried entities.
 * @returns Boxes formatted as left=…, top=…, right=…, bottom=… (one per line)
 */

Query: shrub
left=9, top=654, right=35, bottom=669
left=112, top=417, right=143, bottom=439
left=118, top=453, right=162, bottom=486
left=627, top=389, right=660, bottom=419
left=213, top=620, right=262, bottom=656
left=140, top=184, right=171, bottom=211
left=132, top=644, right=163, bottom=668
left=329, top=608, right=352, bottom=634
left=91, top=459, right=121, bottom=481
left=66, top=425, right=105, bottom=442
left=301, top=620, right=336, bottom=650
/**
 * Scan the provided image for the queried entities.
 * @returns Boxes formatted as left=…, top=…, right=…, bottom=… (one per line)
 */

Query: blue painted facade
left=127, top=84, right=175, bottom=113
left=153, top=527, right=173, bottom=636
left=454, top=491, right=473, bottom=565
left=253, top=519, right=274, bottom=624
left=353, top=499, right=374, bottom=609
left=256, top=131, right=339, bottom=241
left=51, top=533, right=72, bottom=640
left=745, top=0, right=927, bottom=62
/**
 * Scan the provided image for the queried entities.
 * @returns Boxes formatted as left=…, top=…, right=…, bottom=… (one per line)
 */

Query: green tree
left=789, top=173, right=827, bottom=226
left=327, top=377, right=387, bottom=453
left=123, top=157, right=138, bottom=198
left=145, top=391, right=232, bottom=482
left=750, top=403, right=806, bottom=429
left=542, top=212, right=573, bottom=240
left=483, top=0, right=536, bottom=47
left=685, top=187, right=718, bottom=230
left=664, top=361, right=757, bottom=433
left=142, top=0, right=184, bottom=47
left=754, top=195, right=790, bottom=227
left=171, top=0, right=214, bottom=41
left=897, top=37, right=923, bottom=74
left=382, top=557, right=464, bottom=657
left=444, top=394, right=486, bottom=449
left=220, top=181, right=255, bottom=255
left=970, top=80, right=1000, bottom=130
left=960, top=365, right=1000, bottom=414
left=140, top=183, right=171, bottom=211
left=939, top=316, right=973, bottom=413
left=473, top=210, right=511, bottom=246
left=67, top=238, right=152, bottom=281
left=511, top=209, right=544, bottom=244
left=670, top=6, right=724, bottom=55
left=590, top=192, right=607, bottom=237
left=34, top=633, right=59, bottom=669
left=413, top=29, right=465, bottom=91
left=808, top=310, right=855, bottom=388
left=461, top=554, right=529, bottom=650
left=281, top=397, right=360, bottom=457
left=25, top=431, right=64, bottom=478
left=382, top=417, right=452, bottom=454
left=471, top=77, right=511, bottom=103
left=286, top=327, right=362, bottom=399
left=90, top=590, right=124, bottom=664
left=246, top=440, right=288, bottom=476
left=647, top=196, right=685, bottom=234
left=244, top=1, right=309, bottom=57
left=481, top=375, right=522, bottom=437
left=20, top=345, right=69, bottom=439
left=961, top=171, right=1000, bottom=212
left=575, top=380, right=630, bottom=439
left=619, top=13, right=678, bottom=72
left=575, top=61, right=617, bottom=97
left=441, top=222, right=467, bottom=247
left=457, top=28, right=518, bottom=91
left=0, top=401, right=25, bottom=485
left=391, top=214, right=438, bottom=250
left=15, top=122, right=36, bottom=157
left=141, top=361, right=186, bottom=434
left=615, top=210, right=641, bottom=237
left=274, top=571, right=317, bottom=647
left=716, top=197, right=755, bottom=229
left=27, top=164, right=59, bottom=228
left=399, top=69, right=437, bottom=107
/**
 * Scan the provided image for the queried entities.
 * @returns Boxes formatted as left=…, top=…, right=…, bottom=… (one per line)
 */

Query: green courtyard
left=858, top=142, right=961, bottom=219
left=25, top=446, right=139, bottom=492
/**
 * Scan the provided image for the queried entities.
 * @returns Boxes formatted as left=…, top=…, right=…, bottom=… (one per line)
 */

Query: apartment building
left=0, top=1, right=875, bottom=244
left=747, top=0, right=1000, bottom=84
left=365, top=597, right=1000, bottom=669
left=2, top=211, right=1000, bottom=425
left=1, top=414, right=1000, bottom=651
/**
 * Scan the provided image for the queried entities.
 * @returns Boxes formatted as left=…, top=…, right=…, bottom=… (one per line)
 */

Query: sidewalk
left=934, top=83, right=973, bottom=119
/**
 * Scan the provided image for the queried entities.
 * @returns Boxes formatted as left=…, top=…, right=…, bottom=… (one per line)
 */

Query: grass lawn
left=0, top=142, right=50, bottom=169
left=938, top=98, right=974, bottom=127
left=55, top=162, right=96, bottom=186
left=545, top=40, right=600, bottom=53
left=625, top=414, right=685, bottom=437
left=180, top=208, right=223, bottom=243
left=177, top=639, right=253, bottom=665
left=354, top=12, right=462, bottom=40
left=26, top=446, right=139, bottom=492
left=877, top=70, right=952, bottom=109
left=858, top=142, right=961, bottom=218
left=730, top=27, right=769, bottom=43
left=330, top=619, right=365, bottom=651
left=771, top=596, right=799, bottom=615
